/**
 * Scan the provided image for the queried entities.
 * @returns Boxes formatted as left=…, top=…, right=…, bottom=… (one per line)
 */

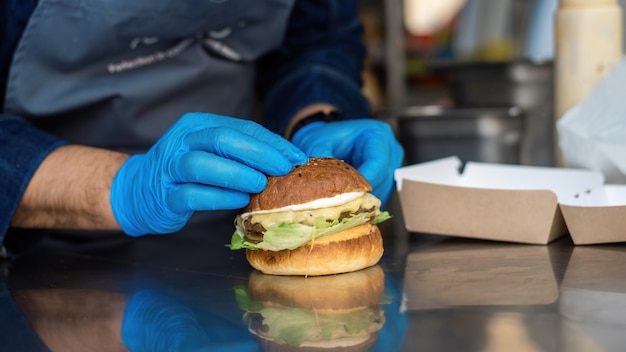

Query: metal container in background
left=444, top=60, right=555, bottom=166
left=381, top=60, right=554, bottom=167
left=396, top=106, right=523, bottom=165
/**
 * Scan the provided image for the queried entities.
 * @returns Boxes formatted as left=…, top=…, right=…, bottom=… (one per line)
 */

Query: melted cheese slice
left=242, top=193, right=381, bottom=231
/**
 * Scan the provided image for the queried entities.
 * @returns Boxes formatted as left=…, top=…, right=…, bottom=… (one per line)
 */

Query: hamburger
left=228, top=157, right=390, bottom=276
left=235, top=265, right=386, bottom=351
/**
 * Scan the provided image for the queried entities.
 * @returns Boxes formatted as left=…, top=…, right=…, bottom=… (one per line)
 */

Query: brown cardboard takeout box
left=394, top=156, right=626, bottom=245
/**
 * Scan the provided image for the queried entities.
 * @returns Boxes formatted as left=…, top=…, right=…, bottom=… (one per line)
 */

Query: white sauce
left=241, top=192, right=364, bottom=218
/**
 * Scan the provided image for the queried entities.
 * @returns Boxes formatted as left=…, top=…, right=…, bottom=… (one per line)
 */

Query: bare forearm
left=11, top=145, right=128, bottom=230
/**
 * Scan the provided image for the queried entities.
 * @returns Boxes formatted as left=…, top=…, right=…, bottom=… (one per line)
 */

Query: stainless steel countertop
left=3, top=195, right=626, bottom=351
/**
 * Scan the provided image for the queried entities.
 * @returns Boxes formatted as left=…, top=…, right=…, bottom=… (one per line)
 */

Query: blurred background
left=357, top=0, right=626, bottom=167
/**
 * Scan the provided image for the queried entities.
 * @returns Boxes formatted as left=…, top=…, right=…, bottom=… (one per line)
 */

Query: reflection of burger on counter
left=235, top=265, right=387, bottom=351
left=229, top=157, right=390, bottom=276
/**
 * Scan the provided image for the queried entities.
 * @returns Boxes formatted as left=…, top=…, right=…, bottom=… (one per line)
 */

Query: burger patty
left=242, top=206, right=376, bottom=236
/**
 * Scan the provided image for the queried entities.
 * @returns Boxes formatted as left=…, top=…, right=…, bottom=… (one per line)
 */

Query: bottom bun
left=246, top=224, right=383, bottom=276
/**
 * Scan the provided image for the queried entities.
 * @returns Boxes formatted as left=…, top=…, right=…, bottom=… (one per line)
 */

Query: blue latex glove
left=292, top=119, right=404, bottom=207
left=111, top=112, right=307, bottom=236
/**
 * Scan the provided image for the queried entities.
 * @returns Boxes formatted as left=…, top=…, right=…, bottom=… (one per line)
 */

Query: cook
left=0, top=0, right=404, bottom=251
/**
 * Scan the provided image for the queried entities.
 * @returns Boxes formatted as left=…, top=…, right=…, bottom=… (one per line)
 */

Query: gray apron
left=5, top=0, right=294, bottom=155
left=4, top=0, right=295, bottom=231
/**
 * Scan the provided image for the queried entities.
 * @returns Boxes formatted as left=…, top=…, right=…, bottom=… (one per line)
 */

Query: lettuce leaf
left=233, top=284, right=262, bottom=312
left=372, top=211, right=391, bottom=224
left=243, top=306, right=383, bottom=346
left=256, top=222, right=315, bottom=250
left=227, top=211, right=391, bottom=251
left=228, top=232, right=259, bottom=250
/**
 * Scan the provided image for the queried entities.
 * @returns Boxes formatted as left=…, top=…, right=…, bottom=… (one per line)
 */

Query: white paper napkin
left=557, top=57, right=626, bottom=184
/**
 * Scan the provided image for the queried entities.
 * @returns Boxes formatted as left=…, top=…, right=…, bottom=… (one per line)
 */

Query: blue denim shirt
left=0, top=0, right=370, bottom=243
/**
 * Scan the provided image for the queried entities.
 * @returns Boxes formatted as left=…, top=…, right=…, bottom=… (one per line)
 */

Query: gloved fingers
left=375, top=176, right=395, bottom=209
left=302, top=142, right=336, bottom=159
left=167, top=183, right=251, bottom=213
left=171, top=151, right=267, bottom=194
left=353, top=131, right=404, bottom=207
left=292, top=118, right=404, bottom=207
left=179, top=113, right=306, bottom=166
left=184, top=127, right=304, bottom=176
left=291, top=122, right=326, bottom=153
left=234, top=119, right=307, bottom=163
left=353, top=135, right=392, bottom=189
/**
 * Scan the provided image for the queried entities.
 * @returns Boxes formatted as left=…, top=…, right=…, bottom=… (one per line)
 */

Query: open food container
left=394, top=156, right=626, bottom=245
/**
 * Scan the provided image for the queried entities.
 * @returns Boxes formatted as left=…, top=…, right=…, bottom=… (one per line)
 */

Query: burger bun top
left=246, top=158, right=372, bottom=213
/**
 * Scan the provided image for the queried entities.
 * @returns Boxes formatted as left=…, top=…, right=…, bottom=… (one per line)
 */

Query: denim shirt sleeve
left=0, top=114, right=67, bottom=239
left=256, top=0, right=370, bottom=136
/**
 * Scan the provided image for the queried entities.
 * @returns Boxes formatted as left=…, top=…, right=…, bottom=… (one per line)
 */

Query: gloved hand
left=292, top=119, right=404, bottom=207
left=111, top=112, right=307, bottom=236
